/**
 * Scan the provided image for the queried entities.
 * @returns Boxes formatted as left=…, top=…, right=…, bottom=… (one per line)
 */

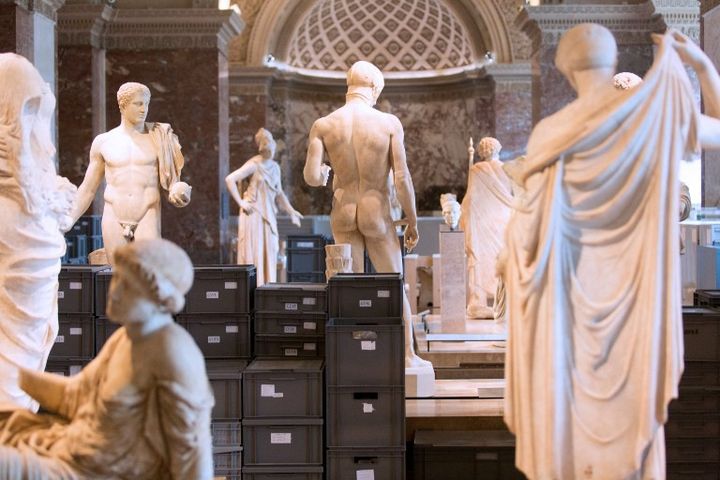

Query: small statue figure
left=460, top=137, right=512, bottom=319
left=0, top=238, right=214, bottom=479
left=225, top=128, right=303, bottom=286
left=70, top=82, right=192, bottom=264
left=0, top=53, right=77, bottom=410
left=440, top=193, right=461, bottom=230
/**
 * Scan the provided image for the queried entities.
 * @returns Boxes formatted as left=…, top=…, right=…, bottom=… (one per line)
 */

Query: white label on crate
left=285, top=348, right=298, bottom=357
left=297, top=242, right=314, bottom=248
left=273, top=392, right=284, bottom=398
left=226, top=325, right=239, bottom=333
left=284, top=325, right=298, bottom=334
left=58, top=291, right=65, bottom=299
left=55, top=335, right=65, bottom=343
left=302, top=297, right=316, bottom=306
left=271, top=433, right=292, bottom=444
left=303, top=321, right=317, bottom=331
left=357, top=470, right=375, bottom=480
left=261, top=384, right=276, bottom=397
left=304, top=343, right=316, bottom=351
left=361, top=341, right=376, bottom=351
left=207, top=336, right=221, bottom=344
left=285, top=303, right=298, bottom=311
left=69, top=328, right=82, bottom=336
left=206, top=291, right=219, bottom=299
left=224, top=281, right=238, bottom=290
left=69, top=282, right=82, bottom=290
left=362, top=402, right=375, bottom=414
left=377, top=289, right=390, bottom=298
left=359, top=299, right=372, bottom=308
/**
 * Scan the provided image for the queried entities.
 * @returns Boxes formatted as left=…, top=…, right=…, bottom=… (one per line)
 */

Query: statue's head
left=108, top=239, right=194, bottom=323
left=477, top=137, right=502, bottom=162
left=255, top=127, right=276, bottom=159
left=117, top=82, right=151, bottom=125
left=555, top=24, right=617, bottom=91
left=440, top=193, right=461, bottom=230
left=347, top=61, right=385, bottom=105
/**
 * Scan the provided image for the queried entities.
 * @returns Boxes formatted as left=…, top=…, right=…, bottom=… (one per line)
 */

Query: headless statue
left=0, top=239, right=214, bottom=479
left=71, top=82, right=192, bottom=264
left=303, top=61, right=433, bottom=372
left=500, top=26, right=720, bottom=479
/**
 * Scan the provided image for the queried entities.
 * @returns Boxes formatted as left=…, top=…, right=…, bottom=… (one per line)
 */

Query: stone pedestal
left=406, top=365, right=435, bottom=398
left=439, top=229, right=466, bottom=321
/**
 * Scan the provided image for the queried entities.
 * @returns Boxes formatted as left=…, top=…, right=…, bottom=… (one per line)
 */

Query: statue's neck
left=121, top=117, right=146, bottom=134
left=346, top=88, right=374, bottom=106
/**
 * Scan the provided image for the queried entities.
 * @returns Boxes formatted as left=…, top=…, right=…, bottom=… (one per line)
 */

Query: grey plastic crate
left=326, top=385, right=404, bottom=448
left=254, top=312, right=326, bottom=336
left=326, top=448, right=405, bottom=480
left=243, top=360, right=324, bottom=419
left=45, top=359, right=88, bottom=377
left=49, top=314, right=95, bottom=361
left=287, top=235, right=328, bottom=250
left=254, top=335, right=324, bottom=359
left=682, top=307, right=720, bottom=361
left=669, top=387, right=720, bottom=414
left=95, top=316, right=120, bottom=354
left=680, top=362, right=720, bottom=388
left=666, top=462, right=720, bottom=480
left=242, top=418, right=323, bottom=466
left=666, top=438, right=720, bottom=463
left=328, top=273, right=403, bottom=318
left=207, top=360, right=246, bottom=420
left=184, top=265, right=256, bottom=314
left=666, top=413, right=720, bottom=438
left=255, top=283, right=328, bottom=314
left=326, top=320, right=403, bottom=386
left=240, top=466, right=323, bottom=480
left=58, top=265, right=109, bottom=314
left=287, top=248, right=325, bottom=274
left=694, top=290, right=720, bottom=308
left=70, top=215, right=102, bottom=237
left=178, top=314, right=251, bottom=359
left=287, top=272, right=325, bottom=283
left=94, top=270, right=112, bottom=317
left=214, top=445, right=242, bottom=480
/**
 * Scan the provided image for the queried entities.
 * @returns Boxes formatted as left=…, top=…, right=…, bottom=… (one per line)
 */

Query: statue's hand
left=290, top=210, right=304, bottom=227
left=169, top=181, right=192, bottom=207
left=51, top=176, right=78, bottom=233
left=239, top=199, right=255, bottom=215
left=404, top=223, right=419, bottom=253
left=320, top=164, right=332, bottom=186
left=657, top=30, right=710, bottom=71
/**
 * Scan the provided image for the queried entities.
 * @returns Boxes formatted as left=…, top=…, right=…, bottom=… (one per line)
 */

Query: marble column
left=487, top=62, right=532, bottom=160
left=702, top=3, right=720, bottom=206
left=103, top=7, right=243, bottom=263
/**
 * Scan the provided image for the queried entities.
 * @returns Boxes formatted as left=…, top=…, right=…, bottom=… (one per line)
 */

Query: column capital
left=58, top=3, right=115, bottom=48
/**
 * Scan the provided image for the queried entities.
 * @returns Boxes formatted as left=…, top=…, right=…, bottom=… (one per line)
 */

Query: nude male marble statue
left=0, top=53, right=77, bottom=411
left=226, top=128, right=303, bottom=285
left=303, top=61, right=434, bottom=378
left=70, top=82, right=191, bottom=264
left=500, top=26, right=720, bottom=479
left=0, top=238, right=214, bottom=479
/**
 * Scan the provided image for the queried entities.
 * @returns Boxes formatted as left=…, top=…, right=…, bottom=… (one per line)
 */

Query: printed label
left=377, top=290, right=390, bottom=298
left=302, top=297, right=316, bottom=305
left=69, top=328, right=82, bottom=336
left=284, top=325, right=298, bottom=334
left=359, top=300, right=372, bottom=308
left=363, top=402, right=375, bottom=414
left=58, top=291, right=65, bottom=299
left=69, top=282, right=82, bottom=290
left=273, top=392, right=284, bottom=398
left=261, top=384, right=275, bottom=397
left=207, top=336, right=221, bottom=344
left=224, top=281, right=238, bottom=290
left=284, top=348, right=298, bottom=357
left=304, top=343, right=317, bottom=351
left=361, top=341, right=376, bottom=351
left=303, top=321, right=317, bottom=331
left=226, top=325, right=239, bottom=333
left=357, top=470, right=375, bottom=480
left=206, top=291, right=219, bottom=299
left=55, top=335, right=65, bottom=343
left=285, top=303, right=298, bottom=311
left=270, top=433, right=292, bottom=444
left=296, top=241, right=314, bottom=248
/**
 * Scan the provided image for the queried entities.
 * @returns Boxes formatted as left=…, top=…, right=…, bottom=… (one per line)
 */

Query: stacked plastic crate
left=177, top=265, right=257, bottom=480
left=244, top=284, right=328, bottom=478
left=326, top=273, right=406, bottom=479
left=286, top=235, right=328, bottom=283
left=63, top=215, right=102, bottom=264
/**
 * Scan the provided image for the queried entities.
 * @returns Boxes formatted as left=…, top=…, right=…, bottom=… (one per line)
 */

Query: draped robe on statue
left=502, top=38, right=698, bottom=479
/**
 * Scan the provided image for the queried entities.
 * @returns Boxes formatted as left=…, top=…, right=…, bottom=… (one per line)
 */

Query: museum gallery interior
left=1, top=0, right=720, bottom=479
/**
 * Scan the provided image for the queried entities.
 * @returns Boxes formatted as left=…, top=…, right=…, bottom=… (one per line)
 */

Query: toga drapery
left=502, top=36, right=698, bottom=479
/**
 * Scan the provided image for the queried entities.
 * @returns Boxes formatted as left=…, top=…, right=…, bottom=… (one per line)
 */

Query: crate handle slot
left=352, top=331, right=378, bottom=340
left=353, top=392, right=379, bottom=400
left=353, top=456, right=378, bottom=464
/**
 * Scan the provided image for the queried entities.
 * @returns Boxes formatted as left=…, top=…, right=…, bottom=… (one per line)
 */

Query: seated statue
left=0, top=238, right=214, bottom=479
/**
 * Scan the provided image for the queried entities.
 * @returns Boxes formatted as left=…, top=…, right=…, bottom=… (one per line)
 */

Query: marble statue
left=0, top=238, right=214, bottom=479
left=500, top=26, right=720, bottom=479
left=226, top=128, right=303, bottom=286
left=70, top=82, right=192, bottom=264
left=325, top=243, right=353, bottom=280
left=303, top=60, right=434, bottom=395
left=460, top=137, right=513, bottom=320
left=0, top=54, right=77, bottom=411
left=440, top=193, right=461, bottom=231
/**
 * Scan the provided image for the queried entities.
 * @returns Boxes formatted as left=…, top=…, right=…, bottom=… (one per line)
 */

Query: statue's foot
left=405, top=352, right=433, bottom=369
left=467, top=304, right=494, bottom=319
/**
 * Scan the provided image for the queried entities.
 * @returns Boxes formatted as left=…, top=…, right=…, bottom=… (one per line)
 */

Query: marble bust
left=70, top=82, right=192, bottom=264
left=440, top=193, right=461, bottom=230
left=226, top=128, right=303, bottom=285
left=0, top=238, right=214, bottom=479
left=0, top=53, right=77, bottom=411
left=500, top=26, right=720, bottom=479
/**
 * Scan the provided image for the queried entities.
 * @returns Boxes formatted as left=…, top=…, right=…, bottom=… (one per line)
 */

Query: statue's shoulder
left=147, top=323, right=205, bottom=376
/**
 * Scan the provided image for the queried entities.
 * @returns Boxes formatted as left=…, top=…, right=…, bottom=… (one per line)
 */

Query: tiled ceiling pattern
left=287, top=0, right=474, bottom=72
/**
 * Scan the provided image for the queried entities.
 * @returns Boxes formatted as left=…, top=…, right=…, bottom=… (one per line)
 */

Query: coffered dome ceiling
left=286, top=0, right=475, bottom=72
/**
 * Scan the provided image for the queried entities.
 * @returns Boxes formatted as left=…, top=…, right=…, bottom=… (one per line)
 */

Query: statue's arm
left=303, top=121, right=331, bottom=187
left=389, top=116, right=419, bottom=251
left=70, top=136, right=105, bottom=223
left=18, top=368, right=71, bottom=414
left=225, top=159, right=257, bottom=212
